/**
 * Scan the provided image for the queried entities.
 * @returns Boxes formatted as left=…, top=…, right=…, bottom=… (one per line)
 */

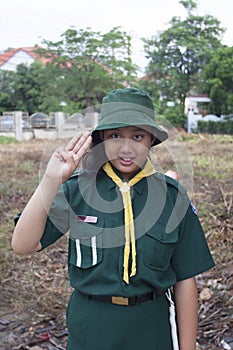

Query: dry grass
left=0, top=133, right=232, bottom=349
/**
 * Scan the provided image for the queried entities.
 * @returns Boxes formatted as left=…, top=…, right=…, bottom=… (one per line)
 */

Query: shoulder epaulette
left=153, top=172, right=187, bottom=195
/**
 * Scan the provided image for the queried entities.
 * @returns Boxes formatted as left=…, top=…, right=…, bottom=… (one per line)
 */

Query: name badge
left=76, top=215, right=98, bottom=223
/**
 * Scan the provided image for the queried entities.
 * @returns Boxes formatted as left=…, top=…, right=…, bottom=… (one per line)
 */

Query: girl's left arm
left=174, top=277, right=198, bottom=350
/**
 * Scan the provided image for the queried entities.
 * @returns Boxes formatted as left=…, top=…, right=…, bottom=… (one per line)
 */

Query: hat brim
left=91, top=110, right=168, bottom=146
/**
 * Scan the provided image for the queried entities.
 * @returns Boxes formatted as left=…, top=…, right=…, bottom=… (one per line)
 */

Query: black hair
left=82, top=133, right=107, bottom=175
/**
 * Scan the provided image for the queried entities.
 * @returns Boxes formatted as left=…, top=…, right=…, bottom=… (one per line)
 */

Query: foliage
left=161, top=104, right=186, bottom=127
left=142, top=0, right=225, bottom=113
left=0, top=6, right=231, bottom=126
left=200, top=46, right=233, bottom=116
left=0, top=70, right=16, bottom=114
left=0, top=62, right=51, bottom=114
left=11, top=61, right=48, bottom=114
left=197, top=119, right=233, bottom=134
left=39, top=27, right=138, bottom=111
left=0, top=27, right=138, bottom=115
left=138, top=76, right=161, bottom=104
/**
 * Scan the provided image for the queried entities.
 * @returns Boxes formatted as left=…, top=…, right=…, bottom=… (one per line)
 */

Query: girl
left=12, top=88, right=214, bottom=350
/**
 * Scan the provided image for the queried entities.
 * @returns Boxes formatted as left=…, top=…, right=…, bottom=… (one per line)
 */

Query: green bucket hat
left=91, top=87, right=168, bottom=146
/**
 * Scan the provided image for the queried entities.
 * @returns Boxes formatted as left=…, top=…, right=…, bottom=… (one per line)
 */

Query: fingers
left=72, top=135, right=92, bottom=164
left=62, top=133, right=92, bottom=165
left=65, top=131, right=91, bottom=152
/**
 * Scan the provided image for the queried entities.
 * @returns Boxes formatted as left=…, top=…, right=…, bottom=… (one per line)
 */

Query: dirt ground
left=0, top=132, right=232, bottom=350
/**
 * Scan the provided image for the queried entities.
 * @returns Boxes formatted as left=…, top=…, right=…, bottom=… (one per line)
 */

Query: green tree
left=0, top=70, right=16, bottom=113
left=101, top=27, right=137, bottom=86
left=40, top=27, right=138, bottom=110
left=11, top=61, right=49, bottom=114
left=200, top=46, right=233, bottom=116
left=142, top=0, right=225, bottom=119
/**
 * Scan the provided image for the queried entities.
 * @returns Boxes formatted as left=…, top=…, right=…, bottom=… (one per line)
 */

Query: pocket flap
left=146, top=222, right=178, bottom=243
left=70, top=219, right=104, bottom=240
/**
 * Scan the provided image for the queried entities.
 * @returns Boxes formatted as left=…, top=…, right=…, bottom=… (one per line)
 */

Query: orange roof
left=0, top=46, right=51, bottom=67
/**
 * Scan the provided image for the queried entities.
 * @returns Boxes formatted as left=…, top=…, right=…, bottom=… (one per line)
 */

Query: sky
left=1, top=0, right=232, bottom=72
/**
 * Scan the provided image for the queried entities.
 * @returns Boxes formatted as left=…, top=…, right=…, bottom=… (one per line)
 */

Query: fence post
left=15, top=111, right=23, bottom=141
left=56, top=112, right=65, bottom=138
left=84, top=111, right=99, bottom=129
left=93, top=112, right=99, bottom=128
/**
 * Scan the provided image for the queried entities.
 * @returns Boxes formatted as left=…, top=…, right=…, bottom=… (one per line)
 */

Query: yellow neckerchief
left=103, top=159, right=156, bottom=284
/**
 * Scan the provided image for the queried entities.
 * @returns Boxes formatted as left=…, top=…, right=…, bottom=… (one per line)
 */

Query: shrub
left=197, top=120, right=233, bottom=134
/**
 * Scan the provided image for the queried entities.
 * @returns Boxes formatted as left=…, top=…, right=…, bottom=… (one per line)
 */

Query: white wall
left=0, top=50, right=35, bottom=71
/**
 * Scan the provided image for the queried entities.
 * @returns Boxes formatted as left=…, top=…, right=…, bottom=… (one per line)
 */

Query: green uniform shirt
left=40, top=170, right=214, bottom=296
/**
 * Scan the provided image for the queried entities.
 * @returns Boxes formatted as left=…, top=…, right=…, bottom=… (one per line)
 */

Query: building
left=185, top=95, right=224, bottom=133
left=0, top=46, right=50, bottom=72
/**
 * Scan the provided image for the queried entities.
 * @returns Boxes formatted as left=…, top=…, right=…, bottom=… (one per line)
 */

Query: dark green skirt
left=66, top=290, right=173, bottom=350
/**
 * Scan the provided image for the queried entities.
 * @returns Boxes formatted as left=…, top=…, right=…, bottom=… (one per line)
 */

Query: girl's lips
left=119, top=157, right=134, bottom=166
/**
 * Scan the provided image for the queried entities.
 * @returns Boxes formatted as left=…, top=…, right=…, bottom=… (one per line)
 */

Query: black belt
left=88, top=291, right=164, bottom=306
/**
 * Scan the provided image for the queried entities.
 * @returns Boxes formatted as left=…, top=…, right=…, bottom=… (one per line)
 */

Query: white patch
left=76, top=215, right=98, bottom=223
left=76, top=239, right=82, bottom=267
left=190, top=202, right=197, bottom=215
left=91, top=236, right=97, bottom=266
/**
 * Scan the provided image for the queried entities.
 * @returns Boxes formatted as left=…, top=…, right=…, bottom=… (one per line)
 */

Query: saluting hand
left=45, top=132, right=92, bottom=184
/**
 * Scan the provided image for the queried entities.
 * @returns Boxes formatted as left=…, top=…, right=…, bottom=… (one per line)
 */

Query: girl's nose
left=119, top=139, right=133, bottom=153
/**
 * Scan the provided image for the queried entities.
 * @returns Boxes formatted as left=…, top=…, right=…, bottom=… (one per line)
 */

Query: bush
left=197, top=120, right=233, bottom=134
left=158, top=105, right=186, bottom=128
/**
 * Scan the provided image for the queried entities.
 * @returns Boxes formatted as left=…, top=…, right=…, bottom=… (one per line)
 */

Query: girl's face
left=102, top=126, right=155, bottom=179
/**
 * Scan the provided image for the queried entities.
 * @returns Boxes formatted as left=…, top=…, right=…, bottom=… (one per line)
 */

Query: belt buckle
left=111, top=296, right=129, bottom=306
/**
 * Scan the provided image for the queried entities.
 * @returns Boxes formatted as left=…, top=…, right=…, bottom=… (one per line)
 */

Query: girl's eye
left=111, top=133, right=121, bottom=139
left=133, top=134, right=143, bottom=141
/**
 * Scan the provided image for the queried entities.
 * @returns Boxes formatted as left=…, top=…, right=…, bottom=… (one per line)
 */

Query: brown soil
left=0, top=133, right=232, bottom=350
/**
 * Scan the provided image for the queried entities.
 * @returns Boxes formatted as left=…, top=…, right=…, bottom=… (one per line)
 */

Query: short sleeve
left=40, top=183, right=70, bottom=250
left=172, top=200, right=215, bottom=281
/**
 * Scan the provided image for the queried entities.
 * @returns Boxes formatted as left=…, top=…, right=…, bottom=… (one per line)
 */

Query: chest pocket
left=142, top=222, right=179, bottom=271
left=69, top=221, right=103, bottom=269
